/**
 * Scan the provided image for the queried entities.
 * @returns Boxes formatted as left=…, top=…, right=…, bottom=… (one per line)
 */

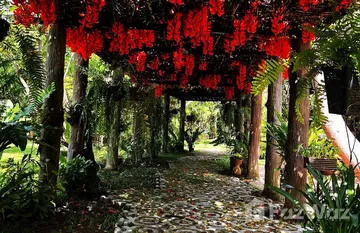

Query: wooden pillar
left=179, top=99, right=186, bottom=151
left=263, top=72, right=283, bottom=200
left=39, top=23, right=66, bottom=188
left=285, top=38, right=310, bottom=207
left=163, top=94, right=170, bottom=153
left=247, top=93, right=262, bottom=179
left=67, top=54, right=88, bottom=161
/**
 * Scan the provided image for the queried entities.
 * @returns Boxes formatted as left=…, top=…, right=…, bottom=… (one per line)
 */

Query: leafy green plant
left=266, top=165, right=360, bottom=233
left=59, top=156, right=99, bottom=197
left=0, top=154, right=55, bottom=221
left=185, top=128, right=204, bottom=151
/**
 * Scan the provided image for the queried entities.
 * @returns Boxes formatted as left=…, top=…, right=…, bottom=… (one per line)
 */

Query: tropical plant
left=0, top=154, right=55, bottom=221
left=266, top=165, right=360, bottom=233
left=184, top=128, right=204, bottom=152
left=59, top=156, right=99, bottom=197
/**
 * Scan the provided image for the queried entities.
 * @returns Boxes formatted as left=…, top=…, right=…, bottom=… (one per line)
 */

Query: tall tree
left=179, top=99, right=186, bottom=152
left=105, top=70, right=123, bottom=170
left=67, top=54, right=88, bottom=160
left=263, top=72, right=283, bottom=200
left=247, top=93, right=262, bottom=179
left=163, top=94, right=170, bottom=153
left=39, top=23, right=66, bottom=188
left=285, top=38, right=310, bottom=207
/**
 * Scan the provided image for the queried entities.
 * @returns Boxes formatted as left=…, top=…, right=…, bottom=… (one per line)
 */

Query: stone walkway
left=110, top=149, right=305, bottom=232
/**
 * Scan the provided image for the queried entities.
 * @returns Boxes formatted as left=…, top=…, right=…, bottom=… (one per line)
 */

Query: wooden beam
left=247, top=93, right=262, bottom=179
left=285, top=39, right=310, bottom=207
left=263, top=71, right=283, bottom=200
left=39, top=23, right=66, bottom=188
left=179, top=99, right=186, bottom=152
left=163, top=94, right=170, bottom=153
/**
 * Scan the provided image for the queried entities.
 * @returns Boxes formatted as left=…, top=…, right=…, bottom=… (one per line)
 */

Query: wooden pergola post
left=263, top=72, right=283, bottom=200
left=163, top=94, right=170, bottom=153
left=68, top=54, right=88, bottom=161
left=179, top=99, right=186, bottom=151
left=247, top=93, right=262, bottom=179
left=39, top=23, right=66, bottom=188
left=285, top=38, right=310, bottom=207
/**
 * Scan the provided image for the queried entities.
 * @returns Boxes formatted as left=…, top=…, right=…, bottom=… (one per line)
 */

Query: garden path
left=110, top=149, right=305, bottom=232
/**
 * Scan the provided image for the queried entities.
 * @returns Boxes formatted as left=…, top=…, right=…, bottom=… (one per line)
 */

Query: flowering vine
left=79, top=0, right=106, bottom=29
left=302, top=24, right=316, bottom=44
left=224, top=86, right=234, bottom=100
left=199, top=75, right=221, bottom=90
left=67, top=28, right=103, bottom=60
left=299, top=0, right=319, bottom=12
left=169, top=0, right=184, bottom=5
left=166, top=13, right=182, bottom=43
left=271, top=7, right=288, bottom=35
left=199, top=58, right=207, bottom=71
left=336, top=0, right=353, bottom=11
left=209, top=0, right=224, bottom=17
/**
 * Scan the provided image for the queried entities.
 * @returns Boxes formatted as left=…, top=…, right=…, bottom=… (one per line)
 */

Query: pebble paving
left=109, top=149, right=306, bottom=232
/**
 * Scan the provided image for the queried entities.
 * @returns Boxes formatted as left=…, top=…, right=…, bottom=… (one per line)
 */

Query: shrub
left=59, top=156, right=99, bottom=197
left=0, top=154, right=54, bottom=221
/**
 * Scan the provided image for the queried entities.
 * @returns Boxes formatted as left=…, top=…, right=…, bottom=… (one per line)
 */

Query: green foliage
left=0, top=154, right=54, bottom=221
left=59, top=156, right=99, bottom=196
left=267, top=112, right=288, bottom=159
left=251, top=59, right=287, bottom=95
left=266, top=165, right=360, bottom=233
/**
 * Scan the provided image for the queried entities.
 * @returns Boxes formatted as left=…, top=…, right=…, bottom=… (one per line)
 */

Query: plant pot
left=320, top=170, right=334, bottom=176
left=230, top=156, right=243, bottom=177
left=323, top=66, right=360, bottom=115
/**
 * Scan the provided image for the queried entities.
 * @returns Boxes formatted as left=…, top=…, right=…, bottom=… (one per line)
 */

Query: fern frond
left=13, top=26, right=46, bottom=110
left=295, top=77, right=312, bottom=124
left=251, top=59, right=287, bottom=95
left=311, top=82, right=328, bottom=127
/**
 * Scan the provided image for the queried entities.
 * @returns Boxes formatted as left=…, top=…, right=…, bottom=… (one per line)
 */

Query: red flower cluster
left=109, top=22, right=155, bottom=55
left=302, top=24, right=316, bottom=44
left=67, top=28, right=103, bottom=60
left=282, top=68, right=289, bottom=80
left=336, top=0, right=353, bottom=11
left=173, top=47, right=184, bottom=72
left=13, top=0, right=56, bottom=29
left=166, top=13, right=182, bottom=43
left=154, top=84, right=166, bottom=98
left=244, top=81, right=252, bottom=94
left=224, top=86, right=234, bottom=100
left=183, top=6, right=214, bottom=55
left=224, top=11, right=258, bottom=53
left=79, top=0, right=105, bottom=29
left=136, top=51, right=147, bottom=72
left=232, top=62, right=247, bottom=90
left=150, top=57, right=159, bottom=70
left=180, top=75, right=188, bottom=88
left=261, top=36, right=291, bottom=59
left=184, top=54, right=195, bottom=76
left=199, top=75, right=221, bottom=89
left=199, top=58, right=207, bottom=71
left=299, top=0, right=319, bottom=11
left=271, top=7, right=288, bottom=35
left=169, top=0, right=184, bottom=5
left=209, top=0, right=224, bottom=17
left=170, top=74, right=177, bottom=82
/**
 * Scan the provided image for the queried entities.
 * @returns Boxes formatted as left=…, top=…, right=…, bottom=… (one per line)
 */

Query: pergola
left=11, top=0, right=352, bottom=207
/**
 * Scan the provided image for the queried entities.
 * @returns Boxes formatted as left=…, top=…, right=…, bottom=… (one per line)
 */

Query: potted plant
left=230, top=153, right=245, bottom=177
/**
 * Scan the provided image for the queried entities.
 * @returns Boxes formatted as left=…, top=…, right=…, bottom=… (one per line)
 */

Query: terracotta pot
left=230, top=156, right=243, bottom=177
left=320, top=170, right=334, bottom=176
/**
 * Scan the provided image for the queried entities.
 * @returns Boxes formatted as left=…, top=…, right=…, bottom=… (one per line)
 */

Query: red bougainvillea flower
left=13, top=0, right=56, bottom=29
left=299, top=0, right=319, bottom=11
left=302, top=24, right=316, bottom=44
left=168, top=0, right=183, bottom=5
left=271, top=7, right=288, bottom=35
left=336, top=0, right=353, bottom=12
left=109, top=22, right=155, bottom=55
left=209, top=0, right=224, bottom=17
left=166, top=12, right=182, bottom=43
left=67, top=28, right=104, bottom=60
left=224, top=86, right=234, bottom=100
left=183, top=6, right=214, bottom=55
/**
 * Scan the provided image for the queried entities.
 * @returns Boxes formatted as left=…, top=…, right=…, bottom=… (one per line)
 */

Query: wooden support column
left=179, top=99, right=186, bottom=152
left=68, top=54, right=88, bottom=161
left=285, top=38, right=310, bottom=207
left=39, top=23, right=66, bottom=188
left=263, top=72, right=283, bottom=200
left=163, top=94, right=170, bottom=153
left=247, top=93, right=262, bottom=179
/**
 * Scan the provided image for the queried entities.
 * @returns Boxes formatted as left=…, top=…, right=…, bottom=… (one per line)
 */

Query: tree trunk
left=179, top=99, right=186, bottom=152
left=235, top=93, right=245, bottom=148
left=105, top=71, right=123, bottom=170
left=247, top=93, right=262, bottom=179
left=285, top=39, right=310, bottom=208
left=243, top=95, right=251, bottom=135
left=39, top=24, right=66, bottom=188
left=263, top=72, right=283, bottom=200
left=67, top=54, right=88, bottom=160
left=163, top=94, right=170, bottom=153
